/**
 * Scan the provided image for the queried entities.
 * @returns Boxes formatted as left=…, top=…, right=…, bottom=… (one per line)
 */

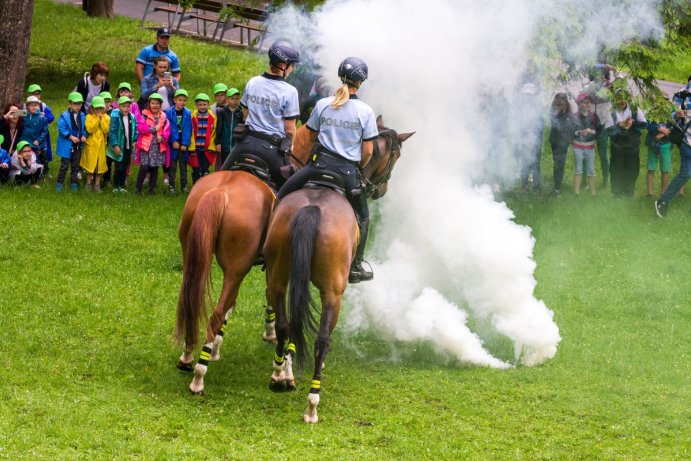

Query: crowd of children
left=0, top=73, right=244, bottom=194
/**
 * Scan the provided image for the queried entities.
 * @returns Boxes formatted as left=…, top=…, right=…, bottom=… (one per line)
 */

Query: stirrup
left=348, top=259, right=373, bottom=283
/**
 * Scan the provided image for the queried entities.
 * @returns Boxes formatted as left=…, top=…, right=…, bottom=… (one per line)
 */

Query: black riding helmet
left=268, top=41, right=301, bottom=65
left=338, top=57, right=368, bottom=86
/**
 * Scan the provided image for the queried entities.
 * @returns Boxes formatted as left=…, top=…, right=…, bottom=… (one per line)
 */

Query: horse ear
left=397, top=131, right=415, bottom=143
left=376, top=115, right=384, bottom=128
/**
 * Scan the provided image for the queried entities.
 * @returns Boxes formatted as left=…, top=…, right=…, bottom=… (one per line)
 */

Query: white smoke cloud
left=267, top=0, right=664, bottom=367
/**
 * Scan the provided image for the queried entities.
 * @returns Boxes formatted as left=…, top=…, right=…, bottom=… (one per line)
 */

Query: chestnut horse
left=263, top=125, right=414, bottom=423
left=173, top=128, right=312, bottom=394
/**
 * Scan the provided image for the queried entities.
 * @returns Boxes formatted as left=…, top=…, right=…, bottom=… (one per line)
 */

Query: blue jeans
left=660, top=144, right=690, bottom=203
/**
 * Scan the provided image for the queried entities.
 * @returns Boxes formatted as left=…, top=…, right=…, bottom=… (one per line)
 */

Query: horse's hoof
left=269, top=379, right=287, bottom=393
left=262, top=332, right=278, bottom=344
left=210, top=353, right=221, bottom=362
left=285, top=378, right=297, bottom=392
left=177, top=360, right=194, bottom=372
left=189, top=383, right=205, bottom=395
left=303, top=413, right=318, bottom=424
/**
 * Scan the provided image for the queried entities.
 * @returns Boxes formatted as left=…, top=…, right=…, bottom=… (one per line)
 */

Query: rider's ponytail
left=331, top=83, right=350, bottom=109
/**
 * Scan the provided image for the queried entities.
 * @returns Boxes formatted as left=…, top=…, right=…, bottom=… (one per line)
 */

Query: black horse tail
left=288, top=205, right=320, bottom=368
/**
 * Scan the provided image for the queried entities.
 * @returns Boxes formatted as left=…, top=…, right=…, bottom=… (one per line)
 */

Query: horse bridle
left=362, top=129, right=400, bottom=198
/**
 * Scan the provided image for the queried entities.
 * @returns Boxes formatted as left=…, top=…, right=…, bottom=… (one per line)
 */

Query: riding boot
left=349, top=219, right=373, bottom=283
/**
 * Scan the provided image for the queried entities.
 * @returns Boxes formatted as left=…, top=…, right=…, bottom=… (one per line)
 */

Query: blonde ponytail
left=331, top=83, right=350, bottom=109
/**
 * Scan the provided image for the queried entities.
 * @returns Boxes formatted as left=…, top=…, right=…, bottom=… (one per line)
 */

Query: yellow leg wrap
left=310, top=379, right=321, bottom=390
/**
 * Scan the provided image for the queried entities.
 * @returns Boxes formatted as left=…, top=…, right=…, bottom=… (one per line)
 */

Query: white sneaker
left=163, top=178, right=170, bottom=186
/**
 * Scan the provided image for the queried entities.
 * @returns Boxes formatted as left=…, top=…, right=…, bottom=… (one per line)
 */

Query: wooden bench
left=141, top=0, right=270, bottom=47
left=141, top=0, right=182, bottom=29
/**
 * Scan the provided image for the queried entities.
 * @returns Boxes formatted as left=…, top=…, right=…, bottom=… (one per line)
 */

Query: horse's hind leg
left=210, top=274, right=243, bottom=361
left=189, top=273, right=243, bottom=394
left=304, top=293, right=341, bottom=424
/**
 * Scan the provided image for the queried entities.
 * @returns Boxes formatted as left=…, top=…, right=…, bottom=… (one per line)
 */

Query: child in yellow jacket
left=81, top=96, right=110, bottom=192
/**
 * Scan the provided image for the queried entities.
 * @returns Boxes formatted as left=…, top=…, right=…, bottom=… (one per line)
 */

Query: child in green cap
left=56, top=92, right=87, bottom=191
left=214, top=87, right=244, bottom=169
left=81, top=96, right=110, bottom=192
left=135, top=93, right=171, bottom=194
left=189, top=93, right=217, bottom=183
left=108, top=96, right=138, bottom=193
left=210, top=83, right=228, bottom=117
left=164, top=88, right=192, bottom=193
left=10, top=140, right=43, bottom=187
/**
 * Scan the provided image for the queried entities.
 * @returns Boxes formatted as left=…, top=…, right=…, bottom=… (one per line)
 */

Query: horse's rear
left=175, top=171, right=275, bottom=393
left=263, top=188, right=358, bottom=423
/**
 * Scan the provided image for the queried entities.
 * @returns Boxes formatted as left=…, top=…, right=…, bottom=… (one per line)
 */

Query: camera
left=163, top=71, right=172, bottom=80
left=13, top=109, right=27, bottom=117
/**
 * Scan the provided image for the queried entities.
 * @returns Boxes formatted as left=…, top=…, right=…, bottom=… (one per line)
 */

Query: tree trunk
left=0, top=0, right=35, bottom=108
left=86, top=0, right=116, bottom=19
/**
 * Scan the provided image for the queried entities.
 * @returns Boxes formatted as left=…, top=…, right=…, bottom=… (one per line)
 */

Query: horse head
left=362, top=115, right=415, bottom=200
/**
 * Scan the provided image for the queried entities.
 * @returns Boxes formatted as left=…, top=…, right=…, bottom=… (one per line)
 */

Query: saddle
left=229, top=154, right=275, bottom=188
left=303, top=169, right=346, bottom=196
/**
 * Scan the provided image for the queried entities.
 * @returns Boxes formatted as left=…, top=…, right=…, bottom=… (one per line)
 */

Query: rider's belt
left=248, top=129, right=283, bottom=146
left=313, top=146, right=359, bottom=167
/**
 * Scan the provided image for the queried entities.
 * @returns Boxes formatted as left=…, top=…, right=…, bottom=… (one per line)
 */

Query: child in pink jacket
left=136, top=93, right=170, bottom=194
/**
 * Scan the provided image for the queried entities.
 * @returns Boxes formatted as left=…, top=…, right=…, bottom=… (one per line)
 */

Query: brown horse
left=263, top=125, right=414, bottom=423
left=173, top=130, right=312, bottom=394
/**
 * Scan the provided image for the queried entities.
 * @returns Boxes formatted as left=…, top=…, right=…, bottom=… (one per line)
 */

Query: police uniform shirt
left=241, top=73, right=299, bottom=137
left=307, top=95, right=378, bottom=162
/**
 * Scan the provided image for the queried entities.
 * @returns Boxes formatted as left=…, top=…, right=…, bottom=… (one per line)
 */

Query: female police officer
left=277, top=57, right=379, bottom=283
left=221, top=41, right=300, bottom=187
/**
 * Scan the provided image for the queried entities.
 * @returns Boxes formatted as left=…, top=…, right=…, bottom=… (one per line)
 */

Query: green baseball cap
left=27, top=84, right=42, bottom=94
left=226, top=87, right=240, bottom=97
left=212, top=83, right=228, bottom=95
left=174, top=89, right=189, bottom=98
left=117, top=82, right=132, bottom=91
left=90, top=96, right=106, bottom=109
left=99, top=91, right=113, bottom=100
left=68, top=92, right=84, bottom=103
left=148, top=93, right=164, bottom=102
left=16, top=140, right=32, bottom=152
left=195, top=93, right=210, bottom=102
left=117, top=96, right=132, bottom=105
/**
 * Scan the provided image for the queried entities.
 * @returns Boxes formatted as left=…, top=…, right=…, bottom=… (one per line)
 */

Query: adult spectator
left=548, top=93, right=573, bottom=196
left=140, top=56, right=180, bottom=111
left=655, top=87, right=691, bottom=217
left=75, top=61, right=111, bottom=112
left=584, top=64, right=616, bottom=188
left=608, top=90, right=647, bottom=197
left=0, top=104, right=25, bottom=153
left=135, top=28, right=181, bottom=85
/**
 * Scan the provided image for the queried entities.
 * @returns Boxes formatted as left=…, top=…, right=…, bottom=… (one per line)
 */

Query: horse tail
left=288, top=205, right=321, bottom=368
left=174, top=188, right=228, bottom=350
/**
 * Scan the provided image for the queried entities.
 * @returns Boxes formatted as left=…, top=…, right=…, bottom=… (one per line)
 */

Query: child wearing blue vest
left=165, top=89, right=192, bottom=193
left=56, top=92, right=88, bottom=191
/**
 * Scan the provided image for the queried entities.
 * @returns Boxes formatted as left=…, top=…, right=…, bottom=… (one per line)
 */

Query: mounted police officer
left=277, top=57, right=379, bottom=283
left=221, top=41, right=301, bottom=188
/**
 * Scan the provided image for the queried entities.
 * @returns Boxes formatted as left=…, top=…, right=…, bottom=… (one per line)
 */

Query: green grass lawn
left=0, top=1, right=688, bottom=459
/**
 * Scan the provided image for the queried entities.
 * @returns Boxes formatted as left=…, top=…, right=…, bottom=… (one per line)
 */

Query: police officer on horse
left=277, top=57, right=379, bottom=283
left=221, top=41, right=301, bottom=187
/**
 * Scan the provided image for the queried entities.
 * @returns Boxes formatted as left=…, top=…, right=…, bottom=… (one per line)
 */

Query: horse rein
left=362, top=129, right=400, bottom=198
